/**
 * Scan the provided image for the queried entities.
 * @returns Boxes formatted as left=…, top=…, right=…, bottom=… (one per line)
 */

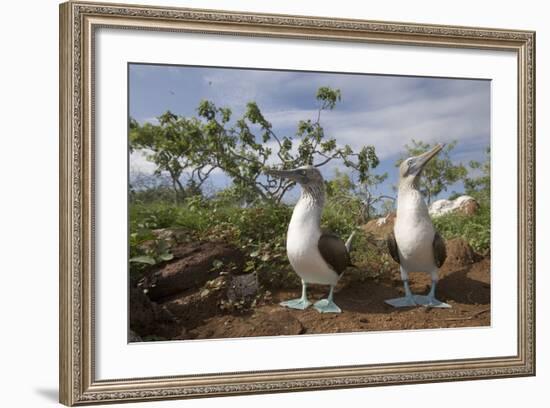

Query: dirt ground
left=131, top=233, right=491, bottom=342
left=186, top=258, right=491, bottom=340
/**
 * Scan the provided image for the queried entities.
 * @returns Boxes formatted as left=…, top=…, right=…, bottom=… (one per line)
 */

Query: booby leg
left=385, top=280, right=417, bottom=307
left=280, top=280, right=311, bottom=310
left=385, top=266, right=416, bottom=307
left=413, top=271, right=451, bottom=308
left=313, top=286, right=341, bottom=313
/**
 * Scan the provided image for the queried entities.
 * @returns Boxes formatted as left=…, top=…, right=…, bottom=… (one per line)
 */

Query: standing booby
left=265, top=165, right=354, bottom=313
left=386, top=144, right=450, bottom=308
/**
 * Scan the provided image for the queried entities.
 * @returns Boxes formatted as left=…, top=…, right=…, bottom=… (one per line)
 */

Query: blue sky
left=129, top=63, right=490, bottom=203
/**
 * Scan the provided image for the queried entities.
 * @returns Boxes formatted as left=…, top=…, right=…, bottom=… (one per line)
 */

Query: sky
left=129, top=63, right=490, bottom=203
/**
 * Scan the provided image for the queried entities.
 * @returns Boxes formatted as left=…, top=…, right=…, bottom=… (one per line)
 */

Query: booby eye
left=299, top=170, right=307, bottom=176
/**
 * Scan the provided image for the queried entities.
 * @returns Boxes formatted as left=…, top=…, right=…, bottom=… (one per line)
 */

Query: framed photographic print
left=59, top=1, right=536, bottom=405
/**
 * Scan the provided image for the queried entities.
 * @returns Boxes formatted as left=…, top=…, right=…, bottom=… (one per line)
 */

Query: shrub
left=433, top=200, right=490, bottom=254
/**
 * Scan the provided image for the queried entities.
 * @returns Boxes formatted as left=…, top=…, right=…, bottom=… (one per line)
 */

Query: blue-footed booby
left=265, top=165, right=354, bottom=313
left=386, top=144, right=450, bottom=308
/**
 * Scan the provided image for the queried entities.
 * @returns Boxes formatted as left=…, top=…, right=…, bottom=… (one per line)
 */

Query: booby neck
left=395, top=143, right=444, bottom=215
left=397, top=183, right=429, bottom=216
left=298, top=183, right=325, bottom=208
left=291, top=183, right=325, bottom=226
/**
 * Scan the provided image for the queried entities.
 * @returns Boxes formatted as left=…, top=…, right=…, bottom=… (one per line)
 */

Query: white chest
left=286, top=199, right=338, bottom=285
left=395, top=190, right=436, bottom=272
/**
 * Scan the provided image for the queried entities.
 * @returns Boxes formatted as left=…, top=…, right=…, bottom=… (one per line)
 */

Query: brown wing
left=318, top=231, right=351, bottom=275
left=386, top=231, right=400, bottom=264
left=433, top=231, right=447, bottom=268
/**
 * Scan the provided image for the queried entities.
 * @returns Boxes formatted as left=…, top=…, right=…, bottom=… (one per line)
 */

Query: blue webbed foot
left=280, top=280, right=311, bottom=310
left=313, top=285, right=341, bottom=313
left=385, top=295, right=417, bottom=308
left=413, top=295, right=451, bottom=308
left=280, top=298, right=311, bottom=310
left=313, top=298, right=342, bottom=313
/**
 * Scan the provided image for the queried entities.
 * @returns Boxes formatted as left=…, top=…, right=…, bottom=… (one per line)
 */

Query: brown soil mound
left=362, top=212, right=396, bottom=239
left=443, top=238, right=480, bottom=269
left=138, top=241, right=245, bottom=301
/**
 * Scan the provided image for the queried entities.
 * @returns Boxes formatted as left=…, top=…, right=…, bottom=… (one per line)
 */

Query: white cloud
left=262, top=85, right=489, bottom=161
left=129, top=149, right=225, bottom=181
left=129, top=150, right=156, bottom=175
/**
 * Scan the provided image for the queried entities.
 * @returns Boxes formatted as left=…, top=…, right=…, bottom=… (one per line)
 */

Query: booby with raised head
left=386, top=144, right=450, bottom=308
left=265, top=165, right=354, bottom=313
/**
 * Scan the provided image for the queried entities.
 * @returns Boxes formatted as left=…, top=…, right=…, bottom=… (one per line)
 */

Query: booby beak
left=408, top=143, right=445, bottom=176
left=264, top=168, right=307, bottom=183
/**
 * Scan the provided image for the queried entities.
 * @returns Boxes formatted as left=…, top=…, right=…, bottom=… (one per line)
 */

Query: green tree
left=129, top=113, right=209, bottom=201
left=463, top=147, right=490, bottom=202
left=129, top=171, right=180, bottom=204
left=397, top=140, right=467, bottom=204
left=130, top=87, right=380, bottom=204
left=325, top=169, right=391, bottom=222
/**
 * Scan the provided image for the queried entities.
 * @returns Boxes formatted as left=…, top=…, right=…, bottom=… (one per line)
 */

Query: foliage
left=397, top=140, right=467, bottom=204
left=130, top=87, right=380, bottom=204
left=130, top=172, right=186, bottom=204
left=128, top=198, right=296, bottom=285
left=325, top=169, right=391, bottom=222
left=431, top=146, right=490, bottom=254
left=128, top=205, right=180, bottom=278
left=128, top=194, right=384, bottom=287
left=129, top=114, right=206, bottom=201
left=433, top=201, right=491, bottom=253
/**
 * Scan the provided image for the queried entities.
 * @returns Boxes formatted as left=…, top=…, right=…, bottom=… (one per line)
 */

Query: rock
left=459, top=198, right=481, bottom=216
left=138, top=241, right=245, bottom=301
left=363, top=196, right=480, bottom=239
left=429, top=196, right=480, bottom=218
left=227, top=272, right=259, bottom=303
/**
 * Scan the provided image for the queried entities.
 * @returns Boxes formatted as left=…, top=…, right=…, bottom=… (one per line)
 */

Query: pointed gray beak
left=409, top=143, right=445, bottom=175
left=264, top=167, right=305, bottom=183
left=265, top=168, right=296, bottom=179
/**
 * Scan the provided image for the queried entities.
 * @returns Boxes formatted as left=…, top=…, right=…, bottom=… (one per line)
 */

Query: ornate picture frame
left=59, top=1, right=535, bottom=405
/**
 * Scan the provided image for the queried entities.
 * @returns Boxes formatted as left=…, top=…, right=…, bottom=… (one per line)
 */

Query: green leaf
left=129, top=255, right=156, bottom=265
left=158, top=252, right=174, bottom=261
